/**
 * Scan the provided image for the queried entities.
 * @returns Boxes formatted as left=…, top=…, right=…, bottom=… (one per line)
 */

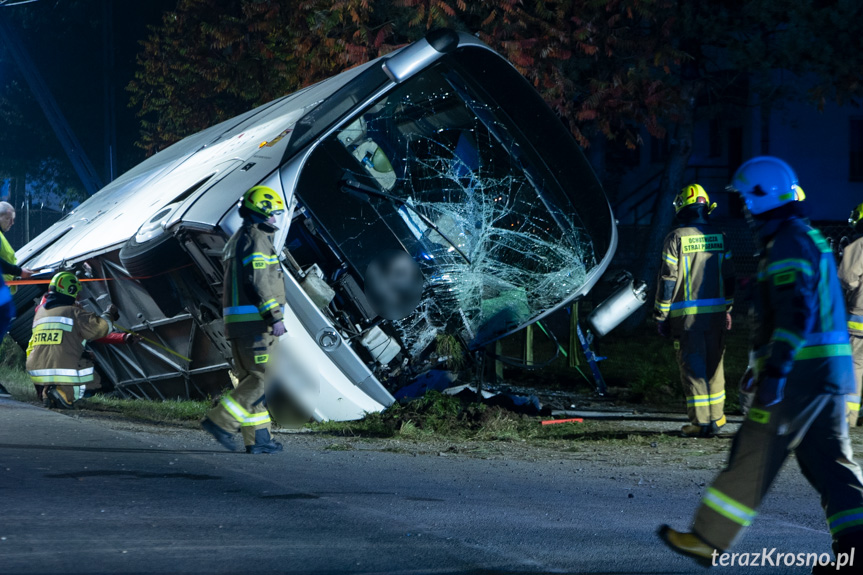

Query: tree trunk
left=625, top=82, right=700, bottom=329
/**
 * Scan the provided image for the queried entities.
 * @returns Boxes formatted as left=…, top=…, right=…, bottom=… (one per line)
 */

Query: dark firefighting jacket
left=654, top=222, right=736, bottom=335
left=838, top=235, right=863, bottom=337
left=25, top=298, right=111, bottom=385
left=221, top=221, right=286, bottom=339
left=751, top=217, right=854, bottom=395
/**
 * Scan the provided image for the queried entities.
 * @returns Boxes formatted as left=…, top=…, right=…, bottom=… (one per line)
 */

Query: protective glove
left=656, top=320, right=670, bottom=338
left=19, top=268, right=34, bottom=279
left=102, top=304, right=120, bottom=322
left=756, top=375, right=786, bottom=407
left=271, top=321, right=287, bottom=337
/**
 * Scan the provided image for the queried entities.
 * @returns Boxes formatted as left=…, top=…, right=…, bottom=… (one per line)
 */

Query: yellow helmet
left=241, top=185, right=285, bottom=218
left=850, top=203, right=863, bottom=227
left=49, top=271, right=81, bottom=298
left=673, top=183, right=716, bottom=215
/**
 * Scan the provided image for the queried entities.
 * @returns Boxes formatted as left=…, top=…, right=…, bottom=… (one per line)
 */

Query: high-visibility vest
left=654, top=223, right=735, bottom=333
left=0, top=230, right=17, bottom=295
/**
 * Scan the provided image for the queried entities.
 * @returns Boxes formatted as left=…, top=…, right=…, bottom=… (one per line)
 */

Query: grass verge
left=82, top=395, right=211, bottom=425
left=0, top=365, right=37, bottom=401
left=307, top=391, right=684, bottom=444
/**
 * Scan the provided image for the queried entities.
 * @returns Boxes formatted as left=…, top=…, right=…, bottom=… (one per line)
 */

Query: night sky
left=1, top=0, right=176, bottom=183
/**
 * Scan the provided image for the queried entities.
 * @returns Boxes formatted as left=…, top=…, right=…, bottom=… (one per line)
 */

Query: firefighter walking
left=201, top=185, right=287, bottom=455
left=839, top=203, right=863, bottom=427
left=655, top=184, right=735, bottom=437
left=659, top=156, right=863, bottom=573
left=26, top=272, right=121, bottom=409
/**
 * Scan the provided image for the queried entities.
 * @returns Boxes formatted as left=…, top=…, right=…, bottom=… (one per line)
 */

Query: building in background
left=614, top=75, right=863, bottom=226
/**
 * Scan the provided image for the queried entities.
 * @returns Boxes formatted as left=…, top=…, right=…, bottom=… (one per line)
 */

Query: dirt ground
left=22, top=379, right=863, bottom=478
left=56, top=406, right=739, bottom=467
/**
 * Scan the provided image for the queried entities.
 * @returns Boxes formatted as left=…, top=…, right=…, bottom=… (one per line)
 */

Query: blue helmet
left=729, top=156, right=802, bottom=215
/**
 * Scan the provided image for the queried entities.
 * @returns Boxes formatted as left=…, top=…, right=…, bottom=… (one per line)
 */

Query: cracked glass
left=296, top=51, right=610, bottom=357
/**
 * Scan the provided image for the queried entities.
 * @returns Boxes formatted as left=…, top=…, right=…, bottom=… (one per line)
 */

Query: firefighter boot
left=201, top=417, right=239, bottom=452
left=681, top=424, right=714, bottom=438
left=45, top=386, right=75, bottom=410
left=246, top=429, right=283, bottom=455
left=812, top=537, right=862, bottom=574
left=657, top=525, right=717, bottom=568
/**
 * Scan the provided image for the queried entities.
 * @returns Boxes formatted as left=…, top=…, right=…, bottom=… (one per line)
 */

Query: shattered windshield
left=296, top=50, right=608, bottom=355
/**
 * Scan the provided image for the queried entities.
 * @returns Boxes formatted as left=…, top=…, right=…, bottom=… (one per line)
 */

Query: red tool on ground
left=541, top=418, right=584, bottom=426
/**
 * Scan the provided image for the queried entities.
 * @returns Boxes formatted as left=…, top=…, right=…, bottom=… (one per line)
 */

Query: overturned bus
left=9, top=30, right=618, bottom=421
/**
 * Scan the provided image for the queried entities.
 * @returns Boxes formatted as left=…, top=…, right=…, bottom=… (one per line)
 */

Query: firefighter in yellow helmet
left=838, top=202, right=863, bottom=426
left=201, top=185, right=287, bottom=454
left=26, top=271, right=121, bottom=408
left=655, top=183, right=735, bottom=437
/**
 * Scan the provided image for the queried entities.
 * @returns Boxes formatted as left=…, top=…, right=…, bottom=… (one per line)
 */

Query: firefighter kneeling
left=26, top=272, right=124, bottom=409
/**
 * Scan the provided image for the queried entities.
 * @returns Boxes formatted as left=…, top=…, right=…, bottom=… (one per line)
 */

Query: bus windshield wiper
left=340, top=172, right=472, bottom=265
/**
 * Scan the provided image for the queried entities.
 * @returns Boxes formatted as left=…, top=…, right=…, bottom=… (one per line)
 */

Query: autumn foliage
left=128, top=0, right=684, bottom=156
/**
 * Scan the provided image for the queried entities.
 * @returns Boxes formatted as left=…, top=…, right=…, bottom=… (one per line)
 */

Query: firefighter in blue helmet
left=655, top=184, right=735, bottom=437
left=658, top=157, right=863, bottom=573
left=201, top=185, right=287, bottom=454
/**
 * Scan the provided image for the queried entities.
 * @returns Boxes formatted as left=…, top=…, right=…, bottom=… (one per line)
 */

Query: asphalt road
left=0, top=397, right=840, bottom=574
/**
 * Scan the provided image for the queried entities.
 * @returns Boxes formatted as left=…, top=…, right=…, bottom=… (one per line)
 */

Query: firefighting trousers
left=676, top=329, right=726, bottom=426
left=692, top=393, right=863, bottom=551
left=36, top=360, right=101, bottom=405
left=206, top=333, right=275, bottom=446
left=848, top=336, right=863, bottom=426
left=0, top=299, right=13, bottom=341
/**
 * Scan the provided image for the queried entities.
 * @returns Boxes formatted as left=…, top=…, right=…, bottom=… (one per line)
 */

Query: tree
left=0, top=1, right=100, bottom=216
left=130, top=0, right=684, bottom=155
left=129, top=0, right=863, bottom=309
left=0, top=67, right=83, bottom=221
left=127, top=0, right=304, bottom=156
left=628, top=0, right=863, bottom=318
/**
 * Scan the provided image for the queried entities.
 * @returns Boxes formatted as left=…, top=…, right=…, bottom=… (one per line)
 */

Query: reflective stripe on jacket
left=25, top=305, right=111, bottom=384
left=752, top=217, right=855, bottom=395
left=838, top=236, right=863, bottom=336
left=222, top=221, right=286, bottom=339
left=654, top=223, right=735, bottom=334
